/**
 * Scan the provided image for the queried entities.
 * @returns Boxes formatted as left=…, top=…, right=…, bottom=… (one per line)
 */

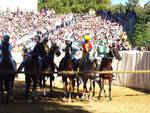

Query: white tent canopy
left=0, top=0, right=38, bottom=12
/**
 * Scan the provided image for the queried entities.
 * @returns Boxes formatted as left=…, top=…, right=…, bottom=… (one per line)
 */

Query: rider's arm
left=82, top=43, right=90, bottom=52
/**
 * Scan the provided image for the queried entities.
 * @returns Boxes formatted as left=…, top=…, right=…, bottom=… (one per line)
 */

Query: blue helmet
left=3, top=34, right=10, bottom=41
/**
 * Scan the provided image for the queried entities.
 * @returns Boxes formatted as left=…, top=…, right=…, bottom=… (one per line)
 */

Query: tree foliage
left=125, top=0, right=140, bottom=11
left=125, top=0, right=150, bottom=47
left=38, top=0, right=111, bottom=13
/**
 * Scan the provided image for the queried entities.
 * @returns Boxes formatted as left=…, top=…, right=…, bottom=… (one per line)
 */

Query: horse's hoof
left=98, top=96, right=102, bottom=100
left=92, top=97, right=97, bottom=101
left=109, top=97, right=112, bottom=101
left=32, top=92, right=36, bottom=98
left=89, top=97, right=93, bottom=102
left=68, top=97, right=72, bottom=103
left=63, top=97, right=66, bottom=102
left=43, top=92, right=46, bottom=96
left=81, top=96, right=85, bottom=99
left=28, top=100, right=33, bottom=104
left=76, top=95, right=79, bottom=99
left=10, top=95, right=14, bottom=100
left=85, top=93, right=89, bottom=99
left=63, top=92, right=68, bottom=97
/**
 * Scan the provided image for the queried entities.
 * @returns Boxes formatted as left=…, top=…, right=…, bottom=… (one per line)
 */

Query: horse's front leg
left=93, top=78, right=95, bottom=97
left=25, top=75, right=31, bottom=99
left=71, top=75, right=75, bottom=94
left=98, top=77, right=103, bottom=99
left=50, top=74, right=54, bottom=94
left=62, top=76, right=68, bottom=96
left=76, top=75, right=80, bottom=99
left=82, top=77, right=88, bottom=99
left=89, top=79, right=93, bottom=100
left=32, top=77, right=38, bottom=101
left=68, top=77, right=72, bottom=102
left=42, top=76, right=46, bottom=96
left=0, top=80, right=4, bottom=103
left=10, top=75, right=15, bottom=100
left=4, top=79, right=10, bottom=104
left=108, top=78, right=112, bottom=100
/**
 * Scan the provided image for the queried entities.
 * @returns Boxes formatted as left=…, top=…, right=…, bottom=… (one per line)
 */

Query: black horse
left=0, top=53, right=16, bottom=103
left=39, top=43, right=61, bottom=96
left=17, top=51, right=41, bottom=101
left=98, top=46, right=121, bottom=100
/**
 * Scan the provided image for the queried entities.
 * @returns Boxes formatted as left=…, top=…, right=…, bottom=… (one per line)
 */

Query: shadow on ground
left=0, top=101, right=91, bottom=113
left=0, top=80, right=92, bottom=113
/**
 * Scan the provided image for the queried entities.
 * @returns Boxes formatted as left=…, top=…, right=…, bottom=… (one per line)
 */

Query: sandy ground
left=0, top=77, right=150, bottom=113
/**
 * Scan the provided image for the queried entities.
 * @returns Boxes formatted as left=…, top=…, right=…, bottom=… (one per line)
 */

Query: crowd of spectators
left=0, top=9, right=136, bottom=52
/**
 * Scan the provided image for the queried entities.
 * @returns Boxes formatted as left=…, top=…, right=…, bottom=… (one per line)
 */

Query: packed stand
left=0, top=9, right=134, bottom=54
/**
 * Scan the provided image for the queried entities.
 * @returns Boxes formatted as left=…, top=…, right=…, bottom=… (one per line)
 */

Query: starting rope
left=0, top=70, right=150, bottom=75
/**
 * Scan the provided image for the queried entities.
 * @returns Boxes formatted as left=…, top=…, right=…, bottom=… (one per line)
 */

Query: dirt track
left=0, top=77, right=150, bottom=113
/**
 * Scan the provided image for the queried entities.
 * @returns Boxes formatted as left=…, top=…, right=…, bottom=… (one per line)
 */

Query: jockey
left=18, top=35, right=49, bottom=71
left=0, top=34, right=16, bottom=70
left=59, top=38, right=73, bottom=71
left=81, top=35, right=93, bottom=65
left=97, top=41, right=108, bottom=58
left=82, top=35, right=93, bottom=58
left=59, top=37, right=79, bottom=71
left=32, top=36, right=49, bottom=61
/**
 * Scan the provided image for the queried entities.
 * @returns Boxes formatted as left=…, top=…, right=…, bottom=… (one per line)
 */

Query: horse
left=98, top=46, right=121, bottom=100
left=39, top=43, right=61, bottom=96
left=58, top=44, right=78, bottom=99
left=0, top=53, right=16, bottom=103
left=17, top=52, right=41, bottom=101
left=78, top=48, right=97, bottom=99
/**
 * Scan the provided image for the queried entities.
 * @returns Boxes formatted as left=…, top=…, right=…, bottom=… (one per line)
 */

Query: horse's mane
left=107, top=47, right=121, bottom=60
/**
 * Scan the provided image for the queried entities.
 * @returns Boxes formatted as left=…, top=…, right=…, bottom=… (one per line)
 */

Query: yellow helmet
left=84, top=35, right=91, bottom=41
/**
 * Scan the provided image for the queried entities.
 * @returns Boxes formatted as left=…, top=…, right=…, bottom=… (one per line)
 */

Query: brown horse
left=59, top=45, right=76, bottom=99
left=78, top=48, right=97, bottom=99
left=98, top=46, right=121, bottom=100
left=61, top=58, right=75, bottom=96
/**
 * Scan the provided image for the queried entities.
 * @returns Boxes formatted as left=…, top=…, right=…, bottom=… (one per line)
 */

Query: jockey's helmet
left=3, top=34, right=10, bottom=42
left=65, top=39, right=72, bottom=46
left=84, top=35, right=91, bottom=42
left=43, top=37, right=48, bottom=43
left=37, top=30, right=42, bottom=35
left=35, top=35, right=41, bottom=42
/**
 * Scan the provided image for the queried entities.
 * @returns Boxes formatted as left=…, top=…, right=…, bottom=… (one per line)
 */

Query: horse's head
left=108, top=47, right=121, bottom=61
left=49, top=43, right=61, bottom=57
left=65, top=44, right=73, bottom=58
left=30, top=52, right=39, bottom=62
left=87, top=48, right=96, bottom=63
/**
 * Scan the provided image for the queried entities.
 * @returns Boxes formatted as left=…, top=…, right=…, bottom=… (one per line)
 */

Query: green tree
left=125, top=0, right=140, bottom=11
left=38, top=0, right=112, bottom=13
left=144, top=1, right=150, bottom=14
left=111, top=3, right=125, bottom=14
